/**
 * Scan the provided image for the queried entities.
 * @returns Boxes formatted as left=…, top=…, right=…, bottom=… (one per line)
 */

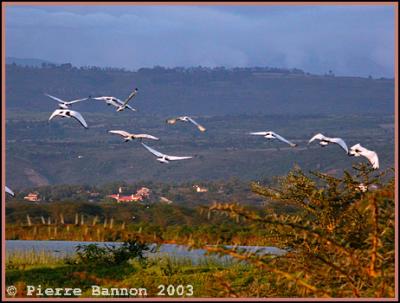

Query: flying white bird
left=141, top=143, right=193, bottom=163
left=90, top=88, right=138, bottom=112
left=108, top=130, right=159, bottom=142
left=356, top=183, right=368, bottom=193
left=5, top=186, right=15, bottom=197
left=354, top=183, right=379, bottom=193
left=348, top=143, right=379, bottom=169
left=49, top=109, right=88, bottom=128
left=45, top=93, right=88, bottom=109
left=249, top=131, right=297, bottom=147
left=166, top=116, right=206, bottom=132
left=308, top=133, right=348, bottom=153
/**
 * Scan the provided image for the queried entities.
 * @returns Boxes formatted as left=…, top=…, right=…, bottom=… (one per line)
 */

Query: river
left=6, top=240, right=286, bottom=264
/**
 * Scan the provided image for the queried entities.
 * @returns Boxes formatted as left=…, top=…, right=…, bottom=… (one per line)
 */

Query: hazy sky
left=5, top=4, right=395, bottom=77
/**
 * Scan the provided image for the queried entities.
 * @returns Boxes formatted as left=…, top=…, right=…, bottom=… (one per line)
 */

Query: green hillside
left=6, top=64, right=394, bottom=115
left=6, top=112, right=394, bottom=189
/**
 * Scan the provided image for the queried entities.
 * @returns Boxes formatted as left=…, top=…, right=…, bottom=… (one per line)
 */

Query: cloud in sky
left=5, top=4, right=395, bottom=77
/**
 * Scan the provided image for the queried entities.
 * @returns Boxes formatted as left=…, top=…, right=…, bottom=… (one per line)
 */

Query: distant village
left=21, top=184, right=211, bottom=204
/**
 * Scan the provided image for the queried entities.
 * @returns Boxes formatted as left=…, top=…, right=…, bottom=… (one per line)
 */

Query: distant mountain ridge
left=6, top=57, right=57, bottom=67
left=5, top=63, right=394, bottom=116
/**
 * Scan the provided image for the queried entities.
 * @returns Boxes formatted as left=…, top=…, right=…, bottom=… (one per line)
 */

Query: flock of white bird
left=250, top=132, right=379, bottom=169
left=5, top=88, right=380, bottom=196
left=45, top=89, right=206, bottom=163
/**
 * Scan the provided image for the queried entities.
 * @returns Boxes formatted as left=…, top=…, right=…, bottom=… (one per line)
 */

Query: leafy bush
left=75, top=239, right=157, bottom=266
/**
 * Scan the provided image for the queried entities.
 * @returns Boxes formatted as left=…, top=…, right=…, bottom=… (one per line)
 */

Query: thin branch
left=203, top=245, right=331, bottom=297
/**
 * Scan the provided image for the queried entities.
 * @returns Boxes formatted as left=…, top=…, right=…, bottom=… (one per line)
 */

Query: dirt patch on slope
left=24, top=168, right=49, bottom=187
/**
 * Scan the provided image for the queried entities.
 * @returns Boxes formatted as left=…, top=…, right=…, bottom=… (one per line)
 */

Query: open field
left=6, top=248, right=263, bottom=298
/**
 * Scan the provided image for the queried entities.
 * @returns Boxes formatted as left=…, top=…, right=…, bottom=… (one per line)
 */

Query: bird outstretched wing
left=368, top=151, right=379, bottom=169
left=330, top=138, right=348, bottom=153
left=109, top=130, right=132, bottom=137
left=67, top=97, right=89, bottom=104
left=135, top=134, right=160, bottom=140
left=45, top=93, right=65, bottom=104
left=121, top=88, right=138, bottom=107
left=272, top=132, right=297, bottom=147
left=69, top=110, right=88, bottom=128
left=141, top=143, right=165, bottom=158
left=5, top=186, right=15, bottom=197
left=48, top=109, right=63, bottom=121
left=349, top=144, right=379, bottom=169
left=124, top=104, right=137, bottom=112
left=249, top=131, right=268, bottom=136
left=187, top=117, right=206, bottom=132
left=308, top=133, right=326, bottom=144
left=167, top=155, right=193, bottom=161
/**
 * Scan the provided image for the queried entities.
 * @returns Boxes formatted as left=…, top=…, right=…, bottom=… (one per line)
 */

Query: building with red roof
left=107, top=187, right=150, bottom=203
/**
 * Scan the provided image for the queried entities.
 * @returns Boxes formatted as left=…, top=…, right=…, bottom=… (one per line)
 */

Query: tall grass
left=6, top=223, right=139, bottom=242
left=147, top=254, right=236, bottom=267
left=6, top=247, right=236, bottom=268
left=6, top=249, right=67, bottom=269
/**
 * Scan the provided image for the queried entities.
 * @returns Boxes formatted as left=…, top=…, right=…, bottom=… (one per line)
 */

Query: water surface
left=6, top=240, right=285, bottom=264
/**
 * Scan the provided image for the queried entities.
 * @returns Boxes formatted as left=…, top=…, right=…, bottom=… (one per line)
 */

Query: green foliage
left=204, top=164, right=395, bottom=297
left=6, top=251, right=247, bottom=298
left=75, top=239, right=157, bottom=266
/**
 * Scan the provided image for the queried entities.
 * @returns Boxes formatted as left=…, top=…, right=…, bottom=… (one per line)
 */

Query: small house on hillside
left=107, top=187, right=150, bottom=203
left=194, top=185, right=208, bottom=193
left=107, top=194, right=143, bottom=203
left=24, top=192, right=40, bottom=202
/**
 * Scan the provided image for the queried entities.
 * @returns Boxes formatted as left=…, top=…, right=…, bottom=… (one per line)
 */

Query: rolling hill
left=5, top=64, right=394, bottom=116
